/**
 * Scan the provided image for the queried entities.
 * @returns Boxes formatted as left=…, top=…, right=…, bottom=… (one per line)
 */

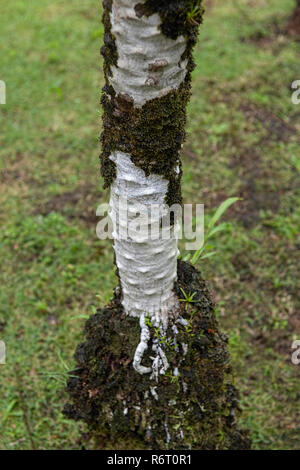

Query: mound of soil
left=64, top=261, right=251, bottom=450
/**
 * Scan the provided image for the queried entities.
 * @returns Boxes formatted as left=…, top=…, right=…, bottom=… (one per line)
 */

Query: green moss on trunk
left=100, top=82, right=191, bottom=206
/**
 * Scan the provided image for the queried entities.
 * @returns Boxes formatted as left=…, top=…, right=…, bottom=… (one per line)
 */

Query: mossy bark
left=100, top=0, right=203, bottom=206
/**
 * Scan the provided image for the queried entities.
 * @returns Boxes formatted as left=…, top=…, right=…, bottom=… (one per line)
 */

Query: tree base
left=63, top=261, right=251, bottom=450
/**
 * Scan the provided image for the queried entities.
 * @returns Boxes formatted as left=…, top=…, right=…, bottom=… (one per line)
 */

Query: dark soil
left=33, top=185, right=102, bottom=226
left=287, top=4, right=300, bottom=38
left=240, top=8, right=300, bottom=47
left=241, top=104, right=296, bottom=143
left=227, top=103, right=297, bottom=228
left=230, top=144, right=280, bottom=228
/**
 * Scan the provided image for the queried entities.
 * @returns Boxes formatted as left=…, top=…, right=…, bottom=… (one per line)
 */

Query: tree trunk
left=64, top=0, right=251, bottom=450
left=101, top=0, right=198, bottom=375
left=99, top=0, right=204, bottom=379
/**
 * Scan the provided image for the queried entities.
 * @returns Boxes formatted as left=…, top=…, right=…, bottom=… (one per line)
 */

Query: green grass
left=0, top=0, right=299, bottom=449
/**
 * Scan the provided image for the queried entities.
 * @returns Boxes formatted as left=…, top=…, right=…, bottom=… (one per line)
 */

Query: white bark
left=108, top=0, right=189, bottom=374
left=109, top=151, right=179, bottom=322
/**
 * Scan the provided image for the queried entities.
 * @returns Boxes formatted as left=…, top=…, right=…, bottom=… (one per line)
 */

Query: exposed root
left=133, top=313, right=152, bottom=374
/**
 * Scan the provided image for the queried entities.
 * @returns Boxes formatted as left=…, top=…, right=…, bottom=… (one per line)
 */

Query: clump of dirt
left=0, top=169, right=22, bottom=183
left=0, top=320, right=6, bottom=333
left=240, top=20, right=287, bottom=47
left=226, top=103, right=298, bottom=228
left=63, top=260, right=251, bottom=450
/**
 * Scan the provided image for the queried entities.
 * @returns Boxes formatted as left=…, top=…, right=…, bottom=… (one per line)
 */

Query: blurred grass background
left=0, top=0, right=299, bottom=449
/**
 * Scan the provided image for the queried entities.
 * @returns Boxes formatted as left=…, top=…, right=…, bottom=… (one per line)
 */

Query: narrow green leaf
left=206, top=222, right=229, bottom=240
left=208, top=197, right=240, bottom=229
left=191, top=245, right=205, bottom=265
left=199, top=251, right=217, bottom=260
left=2, top=399, right=18, bottom=422
left=70, top=314, right=90, bottom=320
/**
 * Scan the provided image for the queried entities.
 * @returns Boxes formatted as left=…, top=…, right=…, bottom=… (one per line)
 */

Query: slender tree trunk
left=64, top=1, right=251, bottom=450
left=100, top=0, right=198, bottom=375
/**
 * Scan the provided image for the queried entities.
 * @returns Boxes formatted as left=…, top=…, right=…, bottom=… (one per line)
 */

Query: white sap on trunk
left=108, top=0, right=188, bottom=374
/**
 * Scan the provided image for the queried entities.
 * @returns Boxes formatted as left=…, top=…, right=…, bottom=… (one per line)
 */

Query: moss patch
left=99, top=0, right=118, bottom=186
left=135, top=0, right=204, bottom=74
left=135, top=0, right=204, bottom=42
left=63, top=261, right=251, bottom=450
left=100, top=0, right=118, bottom=79
left=100, top=82, right=193, bottom=206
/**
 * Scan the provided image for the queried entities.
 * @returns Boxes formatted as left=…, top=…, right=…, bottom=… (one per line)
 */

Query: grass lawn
left=0, top=0, right=299, bottom=449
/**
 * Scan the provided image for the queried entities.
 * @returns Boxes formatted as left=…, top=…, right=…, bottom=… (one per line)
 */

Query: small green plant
left=179, top=288, right=198, bottom=310
left=70, top=304, right=97, bottom=321
left=186, top=2, right=204, bottom=26
left=182, top=197, right=240, bottom=264
left=164, top=370, right=180, bottom=384
left=185, top=310, right=197, bottom=335
left=153, top=326, right=175, bottom=350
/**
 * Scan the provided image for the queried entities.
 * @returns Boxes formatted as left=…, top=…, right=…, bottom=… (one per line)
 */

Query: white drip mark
left=176, top=316, right=188, bottom=327
left=146, top=426, right=152, bottom=440
left=133, top=313, right=152, bottom=374
left=164, top=416, right=171, bottom=444
left=181, top=343, right=188, bottom=356
left=150, top=386, right=159, bottom=401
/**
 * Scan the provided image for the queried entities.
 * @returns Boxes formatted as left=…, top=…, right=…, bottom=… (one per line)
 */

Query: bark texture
left=109, top=150, right=179, bottom=322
